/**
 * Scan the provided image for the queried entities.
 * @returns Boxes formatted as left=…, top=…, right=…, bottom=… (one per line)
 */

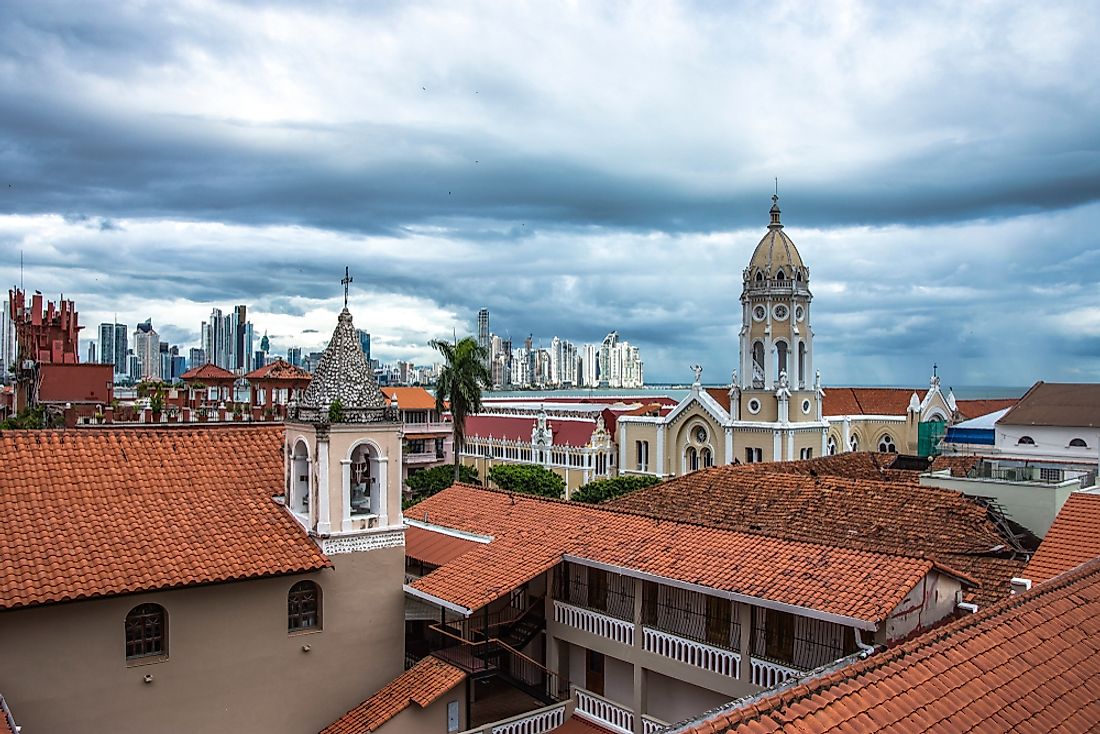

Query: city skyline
left=1, top=2, right=1099, bottom=384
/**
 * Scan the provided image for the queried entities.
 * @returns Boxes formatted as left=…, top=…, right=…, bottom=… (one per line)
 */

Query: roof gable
left=1026, top=493, right=1100, bottom=583
left=998, top=381, right=1100, bottom=428
left=180, top=362, right=236, bottom=381
left=244, top=358, right=312, bottom=381
left=665, top=388, right=730, bottom=425
left=0, top=426, right=330, bottom=610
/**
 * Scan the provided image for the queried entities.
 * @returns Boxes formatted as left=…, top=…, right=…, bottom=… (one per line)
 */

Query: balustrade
left=554, top=601, right=634, bottom=645
left=642, top=627, right=740, bottom=678
left=750, top=657, right=800, bottom=688
left=574, top=687, right=633, bottom=734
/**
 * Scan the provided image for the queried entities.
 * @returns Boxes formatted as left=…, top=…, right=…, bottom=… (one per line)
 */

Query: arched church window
left=350, top=443, right=377, bottom=515
left=288, top=581, right=321, bottom=632
left=1069, top=438, right=1088, bottom=448
left=796, top=271, right=803, bottom=281
left=701, top=447, right=713, bottom=468
left=290, top=440, right=310, bottom=514
left=776, top=271, right=786, bottom=281
left=776, top=341, right=788, bottom=378
left=798, top=342, right=806, bottom=386
left=686, top=447, right=698, bottom=472
left=1017, top=436, right=1035, bottom=446
left=752, top=342, right=765, bottom=388
left=849, top=434, right=859, bottom=452
left=125, top=603, right=167, bottom=661
left=827, top=436, right=838, bottom=455
left=878, top=435, right=897, bottom=453
left=755, top=271, right=764, bottom=282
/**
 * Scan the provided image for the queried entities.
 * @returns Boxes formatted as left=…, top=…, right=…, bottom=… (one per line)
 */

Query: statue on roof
left=690, top=364, right=703, bottom=387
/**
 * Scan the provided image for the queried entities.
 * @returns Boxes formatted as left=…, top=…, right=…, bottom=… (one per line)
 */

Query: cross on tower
left=933, top=362, right=938, bottom=378
left=341, top=266, right=353, bottom=307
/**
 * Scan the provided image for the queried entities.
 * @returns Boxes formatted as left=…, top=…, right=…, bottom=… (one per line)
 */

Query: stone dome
left=292, top=307, right=389, bottom=423
left=746, top=195, right=805, bottom=278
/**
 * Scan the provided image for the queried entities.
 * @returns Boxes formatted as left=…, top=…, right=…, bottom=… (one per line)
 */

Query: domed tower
left=738, top=194, right=814, bottom=391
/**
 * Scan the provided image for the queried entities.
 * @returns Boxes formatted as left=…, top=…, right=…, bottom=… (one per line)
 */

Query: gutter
left=403, top=584, right=473, bottom=617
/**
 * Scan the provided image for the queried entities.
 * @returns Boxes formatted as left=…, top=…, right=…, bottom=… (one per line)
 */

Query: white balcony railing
left=488, top=701, right=567, bottom=734
left=405, top=451, right=445, bottom=464
left=751, top=657, right=800, bottom=688
left=642, top=627, right=740, bottom=678
left=554, top=601, right=634, bottom=646
left=642, top=715, right=669, bottom=734
left=574, top=687, right=633, bottom=734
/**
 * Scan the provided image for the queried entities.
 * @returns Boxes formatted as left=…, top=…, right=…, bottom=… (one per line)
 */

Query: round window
left=795, top=306, right=804, bottom=321
left=773, top=304, right=789, bottom=320
left=802, top=399, right=811, bottom=414
left=694, top=426, right=708, bottom=443
left=753, top=305, right=766, bottom=321
left=748, top=399, right=761, bottom=415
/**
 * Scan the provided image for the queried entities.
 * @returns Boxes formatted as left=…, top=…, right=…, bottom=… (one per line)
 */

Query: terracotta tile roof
left=607, top=461, right=1030, bottom=608
left=409, top=485, right=942, bottom=625
left=953, top=398, right=1018, bottom=420
left=822, top=388, right=917, bottom=416
left=672, top=556, right=1100, bottom=734
left=999, top=381, right=1100, bottom=428
left=0, top=695, right=16, bottom=734
left=744, top=452, right=921, bottom=483
left=928, top=454, right=982, bottom=477
left=180, top=362, right=236, bottom=381
left=244, top=358, right=312, bottom=381
left=384, top=387, right=438, bottom=411
left=0, top=426, right=330, bottom=610
left=405, top=526, right=481, bottom=568
left=465, top=414, right=599, bottom=447
left=319, top=656, right=466, bottom=734
left=1026, top=493, right=1100, bottom=583
left=704, top=387, right=732, bottom=413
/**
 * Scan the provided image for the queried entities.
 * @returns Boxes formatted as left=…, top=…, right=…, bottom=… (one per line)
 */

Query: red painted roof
left=1026, top=493, right=1100, bottom=583
left=675, top=556, right=1100, bottom=734
left=244, top=358, right=312, bottom=381
left=465, top=414, right=599, bottom=447
left=953, top=398, right=1017, bottom=420
left=320, top=656, right=466, bottom=734
left=404, top=526, right=482, bottom=567
left=384, top=387, right=438, bottom=411
left=409, top=485, right=942, bottom=625
left=823, top=388, right=916, bottom=416
left=0, top=426, right=330, bottom=610
left=180, top=362, right=236, bottom=381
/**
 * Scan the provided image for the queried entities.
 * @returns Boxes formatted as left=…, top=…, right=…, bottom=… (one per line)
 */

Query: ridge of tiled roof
left=180, top=362, right=236, bottom=381
left=953, top=398, right=1018, bottom=420
left=383, top=387, right=438, bottom=411
left=0, top=426, right=331, bottom=610
left=409, top=484, right=946, bottom=626
left=319, top=656, right=466, bottom=734
left=998, top=381, right=1100, bottom=428
left=606, top=460, right=1029, bottom=608
left=1026, top=493, right=1100, bottom=583
left=670, top=555, right=1100, bottom=734
left=244, top=357, right=312, bottom=381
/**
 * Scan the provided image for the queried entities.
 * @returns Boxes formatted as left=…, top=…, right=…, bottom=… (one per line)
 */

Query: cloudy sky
left=1, top=1, right=1098, bottom=386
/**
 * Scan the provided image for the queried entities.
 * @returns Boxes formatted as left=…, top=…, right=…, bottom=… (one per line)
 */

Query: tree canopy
left=404, top=464, right=480, bottom=508
left=487, top=464, right=565, bottom=499
left=430, top=335, right=491, bottom=481
left=570, top=474, right=661, bottom=504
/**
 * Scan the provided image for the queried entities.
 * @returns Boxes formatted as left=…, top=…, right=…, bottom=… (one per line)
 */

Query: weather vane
left=341, top=266, right=353, bottom=307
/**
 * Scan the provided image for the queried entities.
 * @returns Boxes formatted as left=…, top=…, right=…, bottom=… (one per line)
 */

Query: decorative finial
left=769, top=188, right=782, bottom=228
left=341, top=266, right=353, bottom=308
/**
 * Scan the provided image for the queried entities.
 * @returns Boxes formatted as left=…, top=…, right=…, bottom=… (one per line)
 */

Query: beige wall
left=645, top=670, right=731, bottom=726
left=878, top=570, right=962, bottom=642
left=0, top=547, right=406, bottom=734
left=377, top=681, right=466, bottom=734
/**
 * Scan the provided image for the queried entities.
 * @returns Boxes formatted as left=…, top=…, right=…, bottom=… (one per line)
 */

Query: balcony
left=642, top=626, right=740, bottom=678
left=405, top=450, right=446, bottom=465
left=573, top=686, right=633, bottom=734
left=553, top=601, right=633, bottom=646
left=457, top=700, right=568, bottom=734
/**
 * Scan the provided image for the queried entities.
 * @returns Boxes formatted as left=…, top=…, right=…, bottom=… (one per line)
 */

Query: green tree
left=571, top=475, right=661, bottom=504
left=430, top=336, right=491, bottom=481
left=488, top=464, right=565, bottom=499
left=0, top=405, right=51, bottom=430
left=405, top=464, right=480, bottom=508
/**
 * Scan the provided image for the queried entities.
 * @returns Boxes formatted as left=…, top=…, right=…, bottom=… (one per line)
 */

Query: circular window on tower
left=748, top=399, right=761, bottom=415
left=753, top=305, right=767, bottom=321
left=694, top=426, right=708, bottom=443
left=802, top=399, right=812, bottom=414
left=795, top=306, right=804, bottom=321
left=773, top=304, right=789, bottom=320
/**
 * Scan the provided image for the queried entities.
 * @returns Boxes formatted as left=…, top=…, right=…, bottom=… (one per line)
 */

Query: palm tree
left=430, top=336, right=491, bottom=482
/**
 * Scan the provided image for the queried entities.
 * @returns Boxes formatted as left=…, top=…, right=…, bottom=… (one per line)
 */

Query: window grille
left=288, top=580, right=322, bottom=632
left=751, top=607, right=855, bottom=670
left=125, top=603, right=166, bottom=660
left=556, top=562, right=634, bottom=622
left=642, top=584, right=740, bottom=650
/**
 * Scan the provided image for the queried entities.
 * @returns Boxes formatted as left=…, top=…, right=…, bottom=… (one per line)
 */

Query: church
left=615, top=195, right=959, bottom=476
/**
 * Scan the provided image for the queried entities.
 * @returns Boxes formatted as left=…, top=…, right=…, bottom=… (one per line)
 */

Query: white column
left=772, top=431, right=781, bottom=461
left=842, top=417, right=851, bottom=450
left=821, top=428, right=828, bottom=456
left=619, top=423, right=629, bottom=472
left=376, top=456, right=389, bottom=526
left=317, top=440, right=331, bottom=534
left=340, top=459, right=352, bottom=530
left=655, top=424, right=666, bottom=477
left=786, top=430, right=795, bottom=461
left=724, top=426, right=734, bottom=464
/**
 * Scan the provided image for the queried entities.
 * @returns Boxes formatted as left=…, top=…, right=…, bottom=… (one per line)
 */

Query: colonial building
left=0, top=305, right=408, bottom=734
left=383, top=386, right=454, bottom=486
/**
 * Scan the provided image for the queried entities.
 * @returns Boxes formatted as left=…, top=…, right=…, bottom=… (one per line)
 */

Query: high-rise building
left=98, top=322, right=128, bottom=376
left=1, top=293, right=15, bottom=383
left=202, top=308, right=223, bottom=368
left=133, top=320, right=161, bottom=381
left=357, top=329, right=370, bottom=361
left=287, top=346, right=302, bottom=367
left=477, top=308, right=490, bottom=368
left=86, top=340, right=97, bottom=364
left=188, top=347, right=206, bottom=369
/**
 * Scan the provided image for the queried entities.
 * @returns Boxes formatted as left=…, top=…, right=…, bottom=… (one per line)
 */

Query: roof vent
left=1010, top=577, right=1033, bottom=595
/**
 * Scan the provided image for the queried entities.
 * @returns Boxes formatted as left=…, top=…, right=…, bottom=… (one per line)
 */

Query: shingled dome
left=293, top=308, right=388, bottom=423
left=747, top=195, right=806, bottom=277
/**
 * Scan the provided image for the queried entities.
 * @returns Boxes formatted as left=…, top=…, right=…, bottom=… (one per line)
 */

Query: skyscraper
left=287, top=346, right=302, bottom=367
left=133, top=320, right=161, bottom=380
left=477, top=308, right=490, bottom=368
left=98, top=322, right=128, bottom=375
left=357, top=329, right=370, bottom=361
left=86, top=341, right=97, bottom=364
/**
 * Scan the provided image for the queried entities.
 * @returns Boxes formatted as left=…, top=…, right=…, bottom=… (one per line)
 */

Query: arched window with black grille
left=125, top=603, right=167, bottom=661
left=288, top=580, right=322, bottom=632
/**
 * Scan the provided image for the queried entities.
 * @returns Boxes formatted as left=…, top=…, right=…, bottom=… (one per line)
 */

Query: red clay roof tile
left=383, top=387, right=438, bottom=411
left=0, top=426, right=330, bottom=610
left=244, top=358, right=312, bottom=381
left=179, top=362, right=236, bottom=381
left=319, top=656, right=466, bottom=734
left=404, top=526, right=481, bottom=568
left=1026, top=494, right=1100, bottom=583
left=409, top=484, right=939, bottom=625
